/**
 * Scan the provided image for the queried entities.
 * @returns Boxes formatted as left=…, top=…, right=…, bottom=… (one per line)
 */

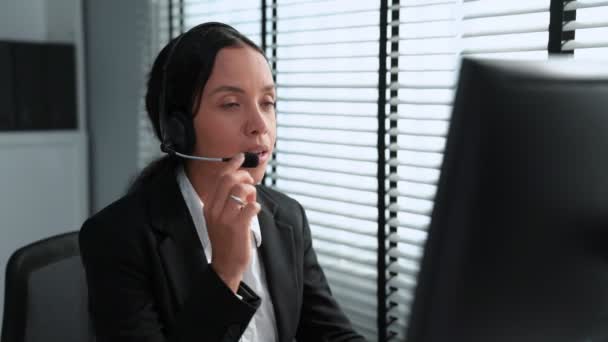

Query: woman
left=79, top=22, right=366, bottom=342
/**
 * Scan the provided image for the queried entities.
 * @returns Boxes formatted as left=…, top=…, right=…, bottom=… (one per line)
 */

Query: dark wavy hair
left=129, top=22, right=265, bottom=193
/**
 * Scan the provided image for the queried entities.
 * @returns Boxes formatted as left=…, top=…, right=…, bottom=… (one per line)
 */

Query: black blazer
left=79, top=171, right=366, bottom=342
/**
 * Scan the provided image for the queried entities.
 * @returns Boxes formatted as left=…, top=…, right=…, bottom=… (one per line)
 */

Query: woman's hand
left=204, top=153, right=261, bottom=293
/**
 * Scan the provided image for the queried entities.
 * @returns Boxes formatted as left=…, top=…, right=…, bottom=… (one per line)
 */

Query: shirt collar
left=176, top=165, right=262, bottom=253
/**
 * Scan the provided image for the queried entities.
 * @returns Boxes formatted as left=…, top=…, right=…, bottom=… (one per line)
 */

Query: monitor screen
left=406, top=58, right=608, bottom=342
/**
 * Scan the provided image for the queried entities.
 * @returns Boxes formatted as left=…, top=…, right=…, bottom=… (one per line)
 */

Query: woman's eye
left=262, top=101, right=276, bottom=109
left=222, top=103, right=239, bottom=109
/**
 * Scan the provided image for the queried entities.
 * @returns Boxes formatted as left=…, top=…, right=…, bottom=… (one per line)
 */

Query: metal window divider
left=549, top=0, right=576, bottom=54
left=377, top=0, right=391, bottom=340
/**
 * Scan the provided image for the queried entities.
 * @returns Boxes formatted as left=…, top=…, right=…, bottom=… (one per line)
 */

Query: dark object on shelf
left=0, top=40, right=76, bottom=131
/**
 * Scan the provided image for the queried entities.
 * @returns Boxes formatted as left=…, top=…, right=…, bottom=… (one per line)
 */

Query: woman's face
left=192, top=46, right=276, bottom=183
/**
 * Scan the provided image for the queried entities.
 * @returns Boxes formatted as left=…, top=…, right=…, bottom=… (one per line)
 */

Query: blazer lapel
left=146, top=176, right=299, bottom=340
left=257, top=188, right=298, bottom=342
left=146, top=174, right=208, bottom=312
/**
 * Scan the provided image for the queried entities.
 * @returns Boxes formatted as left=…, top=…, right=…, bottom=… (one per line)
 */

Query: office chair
left=1, top=231, right=94, bottom=342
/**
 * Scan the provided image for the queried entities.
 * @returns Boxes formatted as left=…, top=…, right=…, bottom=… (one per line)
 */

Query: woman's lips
left=256, top=150, right=270, bottom=163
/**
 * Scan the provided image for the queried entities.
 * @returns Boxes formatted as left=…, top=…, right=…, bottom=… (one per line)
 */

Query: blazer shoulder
left=79, top=190, right=149, bottom=249
left=257, top=185, right=306, bottom=222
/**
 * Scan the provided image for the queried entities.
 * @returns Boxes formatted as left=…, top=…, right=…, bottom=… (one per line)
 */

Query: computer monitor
left=405, top=58, right=608, bottom=342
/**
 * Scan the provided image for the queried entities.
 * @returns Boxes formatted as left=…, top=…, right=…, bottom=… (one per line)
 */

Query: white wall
left=0, top=131, right=88, bottom=250
left=46, top=0, right=76, bottom=43
left=0, top=1, right=47, bottom=41
left=0, top=0, right=88, bottom=332
left=0, top=0, right=75, bottom=43
left=85, top=0, right=148, bottom=212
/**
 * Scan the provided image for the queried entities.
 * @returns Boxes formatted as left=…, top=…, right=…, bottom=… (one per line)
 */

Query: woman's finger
left=207, top=171, right=254, bottom=220
left=219, top=183, right=257, bottom=220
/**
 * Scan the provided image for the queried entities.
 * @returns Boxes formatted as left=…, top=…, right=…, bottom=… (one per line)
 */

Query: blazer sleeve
left=79, top=219, right=260, bottom=342
left=294, top=203, right=368, bottom=342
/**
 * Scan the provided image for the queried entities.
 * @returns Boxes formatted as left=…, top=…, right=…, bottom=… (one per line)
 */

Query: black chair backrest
left=1, top=231, right=94, bottom=342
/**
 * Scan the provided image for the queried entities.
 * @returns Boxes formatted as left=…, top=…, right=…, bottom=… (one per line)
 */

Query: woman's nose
left=245, top=106, right=269, bottom=136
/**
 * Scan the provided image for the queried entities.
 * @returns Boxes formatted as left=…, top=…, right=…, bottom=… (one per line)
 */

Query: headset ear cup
left=164, top=110, right=195, bottom=154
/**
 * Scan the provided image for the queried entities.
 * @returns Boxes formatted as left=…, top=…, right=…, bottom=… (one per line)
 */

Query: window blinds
left=462, top=0, right=551, bottom=59
left=562, top=0, right=608, bottom=58
left=263, top=1, right=380, bottom=340
left=179, top=0, right=262, bottom=44
left=384, top=1, right=459, bottom=339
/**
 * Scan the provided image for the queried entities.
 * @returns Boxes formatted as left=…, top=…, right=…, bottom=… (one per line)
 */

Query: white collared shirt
left=176, top=166, right=278, bottom=342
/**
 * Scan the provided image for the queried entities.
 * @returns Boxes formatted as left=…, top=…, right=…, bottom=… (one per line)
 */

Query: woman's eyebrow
left=262, top=85, right=275, bottom=93
left=209, top=85, right=245, bottom=95
left=210, top=84, right=275, bottom=95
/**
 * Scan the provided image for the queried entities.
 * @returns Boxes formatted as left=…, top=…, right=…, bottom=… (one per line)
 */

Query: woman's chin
left=248, top=168, right=266, bottom=185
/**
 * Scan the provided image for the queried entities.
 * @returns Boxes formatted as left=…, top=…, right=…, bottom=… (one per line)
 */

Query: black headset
left=157, top=24, right=209, bottom=156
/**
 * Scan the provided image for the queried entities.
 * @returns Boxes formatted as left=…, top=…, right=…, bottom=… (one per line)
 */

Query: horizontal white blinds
left=462, top=0, right=551, bottom=59
left=563, top=0, right=608, bottom=58
left=264, top=0, right=380, bottom=340
left=384, top=1, right=456, bottom=339
left=388, top=0, right=552, bottom=340
left=180, top=0, right=262, bottom=45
